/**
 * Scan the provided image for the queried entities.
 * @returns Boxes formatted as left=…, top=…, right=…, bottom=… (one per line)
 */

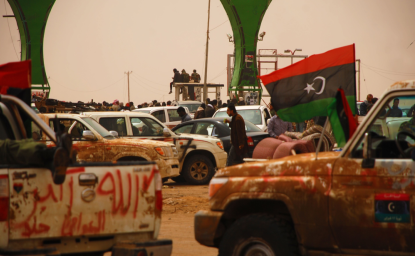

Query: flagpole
left=315, top=118, right=329, bottom=160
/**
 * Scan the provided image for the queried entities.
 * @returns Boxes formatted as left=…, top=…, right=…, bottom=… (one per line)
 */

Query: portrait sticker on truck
left=375, top=193, right=410, bottom=223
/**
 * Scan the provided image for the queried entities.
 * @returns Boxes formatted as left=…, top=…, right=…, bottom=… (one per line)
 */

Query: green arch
left=220, top=0, right=272, bottom=101
left=7, top=0, right=56, bottom=92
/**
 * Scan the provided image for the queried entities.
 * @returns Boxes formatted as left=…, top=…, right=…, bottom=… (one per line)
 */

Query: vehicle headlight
left=171, top=145, right=179, bottom=157
left=209, top=177, right=229, bottom=199
left=155, top=146, right=174, bottom=157
left=216, top=141, right=224, bottom=150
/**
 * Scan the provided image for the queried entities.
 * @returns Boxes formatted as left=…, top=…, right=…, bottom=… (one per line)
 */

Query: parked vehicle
left=37, top=113, right=180, bottom=179
left=212, top=105, right=271, bottom=132
left=195, top=80, right=415, bottom=255
left=172, top=117, right=269, bottom=157
left=85, top=112, right=228, bottom=185
left=0, top=95, right=172, bottom=256
left=172, top=100, right=202, bottom=118
left=133, top=106, right=190, bottom=129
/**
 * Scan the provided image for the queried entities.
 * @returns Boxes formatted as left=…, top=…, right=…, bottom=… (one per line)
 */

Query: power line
left=363, top=66, right=398, bottom=82
left=361, top=63, right=415, bottom=76
left=3, top=0, right=19, bottom=60
left=209, top=20, right=228, bottom=32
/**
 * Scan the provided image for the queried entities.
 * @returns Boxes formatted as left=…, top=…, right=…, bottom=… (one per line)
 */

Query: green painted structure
left=220, top=0, right=272, bottom=102
left=7, top=0, right=56, bottom=93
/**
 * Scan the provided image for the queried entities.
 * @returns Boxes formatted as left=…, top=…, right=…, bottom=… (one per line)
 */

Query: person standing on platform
left=191, top=69, right=201, bottom=83
left=169, top=68, right=182, bottom=94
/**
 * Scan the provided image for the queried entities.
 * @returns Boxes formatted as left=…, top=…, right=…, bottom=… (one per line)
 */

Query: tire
left=219, top=214, right=300, bottom=256
left=182, top=154, right=215, bottom=185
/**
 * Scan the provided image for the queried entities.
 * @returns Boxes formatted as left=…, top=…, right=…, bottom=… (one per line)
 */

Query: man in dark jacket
left=224, top=103, right=248, bottom=166
left=169, top=68, right=182, bottom=94
left=205, top=101, right=215, bottom=117
left=360, top=94, right=374, bottom=116
left=194, top=103, right=206, bottom=119
left=177, top=107, right=192, bottom=123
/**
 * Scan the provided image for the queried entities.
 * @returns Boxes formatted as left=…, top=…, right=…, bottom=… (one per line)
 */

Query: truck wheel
left=219, top=214, right=300, bottom=256
left=182, top=155, right=214, bottom=185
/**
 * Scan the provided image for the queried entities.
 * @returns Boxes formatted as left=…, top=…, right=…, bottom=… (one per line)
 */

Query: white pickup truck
left=0, top=95, right=172, bottom=256
left=85, top=111, right=228, bottom=185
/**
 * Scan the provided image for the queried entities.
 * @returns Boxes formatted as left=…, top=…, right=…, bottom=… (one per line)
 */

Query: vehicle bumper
left=213, top=151, right=228, bottom=169
left=112, top=239, right=172, bottom=256
left=0, top=247, right=59, bottom=256
left=156, top=158, right=180, bottom=178
left=194, top=210, right=223, bottom=247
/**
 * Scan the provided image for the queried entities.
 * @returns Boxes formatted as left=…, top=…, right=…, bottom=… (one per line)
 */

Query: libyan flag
left=0, top=60, right=32, bottom=106
left=259, top=44, right=356, bottom=123
left=328, top=88, right=357, bottom=147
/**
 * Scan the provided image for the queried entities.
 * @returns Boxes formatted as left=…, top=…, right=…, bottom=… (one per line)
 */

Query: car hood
left=103, top=137, right=173, bottom=147
left=215, top=151, right=341, bottom=177
left=177, top=133, right=220, bottom=142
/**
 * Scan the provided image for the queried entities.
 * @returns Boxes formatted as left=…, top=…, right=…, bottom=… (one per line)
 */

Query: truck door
left=330, top=95, right=415, bottom=253
left=9, top=163, right=159, bottom=244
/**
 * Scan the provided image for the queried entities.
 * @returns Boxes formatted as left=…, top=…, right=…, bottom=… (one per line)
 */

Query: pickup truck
left=133, top=106, right=189, bottom=129
left=213, top=105, right=272, bottom=132
left=0, top=94, right=172, bottom=256
left=195, top=80, right=415, bottom=255
left=85, top=111, right=228, bottom=185
left=36, top=113, right=180, bottom=180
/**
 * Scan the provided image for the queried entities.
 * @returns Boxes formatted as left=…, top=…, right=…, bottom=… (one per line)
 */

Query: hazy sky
left=1, top=0, right=415, bottom=105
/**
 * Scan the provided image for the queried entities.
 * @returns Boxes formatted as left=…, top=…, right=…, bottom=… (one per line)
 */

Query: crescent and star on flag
left=304, top=76, right=326, bottom=94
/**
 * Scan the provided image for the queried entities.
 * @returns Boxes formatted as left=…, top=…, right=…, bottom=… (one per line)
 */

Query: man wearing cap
left=169, top=68, right=182, bottom=94
left=224, top=103, right=248, bottom=166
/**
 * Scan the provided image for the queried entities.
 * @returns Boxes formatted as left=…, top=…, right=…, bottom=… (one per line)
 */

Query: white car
left=172, top=100, right=202, bottom=118
left=133, top=106, right=190, bottom=129
left=212, top=105, right=272, bottom=132
left=85, top=111, right=228, bottom=185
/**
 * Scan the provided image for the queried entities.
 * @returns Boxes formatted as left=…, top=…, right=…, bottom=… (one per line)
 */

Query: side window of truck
left=130, top=117, right=164, bottom=136
left=0, top=114, right=14, bottom=140
left=49, top=119, right=90, bottom=141
left=352, top=96, right=415, bottom=159
left=99, top=117, right=127, bottom=136
left=152, top=110, right=166, bottom=123
left=167, top=109, right=181, bottom=122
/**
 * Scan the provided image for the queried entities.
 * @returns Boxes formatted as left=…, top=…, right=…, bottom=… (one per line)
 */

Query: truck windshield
left=214, top=110, right=262, bottom=125
left=81, top=117, right=115, bottom=139
left=180, top=104, right=199, bottom=113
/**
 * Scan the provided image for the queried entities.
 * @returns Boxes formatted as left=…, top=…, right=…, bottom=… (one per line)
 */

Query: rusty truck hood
left=215, top=151, right=341, bottom=177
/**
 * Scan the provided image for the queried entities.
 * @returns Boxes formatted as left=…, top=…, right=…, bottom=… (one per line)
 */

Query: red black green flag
left=259, top=44, right=356, bottom=122
left=328, top=88, right=357, bottom=147
left=0, top=60, right=32, bottom=106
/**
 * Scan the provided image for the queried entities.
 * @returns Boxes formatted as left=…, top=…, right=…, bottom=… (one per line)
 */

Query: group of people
left=169, top=68, right=201, bottom=94
left=360, top=93, right=403, bottom=117
left=100, top=99, right=177, bottom=111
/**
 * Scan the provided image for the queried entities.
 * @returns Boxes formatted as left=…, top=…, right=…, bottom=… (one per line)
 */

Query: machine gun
left=33, top=95, right=112, bottom=113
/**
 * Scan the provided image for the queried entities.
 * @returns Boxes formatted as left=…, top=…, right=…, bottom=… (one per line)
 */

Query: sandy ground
left=105, top=181, right=218, bottom=256
left=158, top=181, right=218, bottom=256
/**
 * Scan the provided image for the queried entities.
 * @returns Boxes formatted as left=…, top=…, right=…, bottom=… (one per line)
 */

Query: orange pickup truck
left=195, top=80, right=415, bottom=255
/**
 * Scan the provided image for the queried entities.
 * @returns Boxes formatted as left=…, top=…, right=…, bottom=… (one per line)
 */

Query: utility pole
left=203, top=0, right=211, bottom=102
left=356, top=59, right=361, bottom=101
left=125, top=71, right=132, bottom=103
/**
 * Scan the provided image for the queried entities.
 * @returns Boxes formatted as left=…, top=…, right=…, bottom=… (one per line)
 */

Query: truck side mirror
left=82, top=130, right=96, bottom=141
left=163, top=128, right=171, bottom=137
left=109, top=130, right=118, bottom=137
left=362, top=132, right=375, bottom=168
